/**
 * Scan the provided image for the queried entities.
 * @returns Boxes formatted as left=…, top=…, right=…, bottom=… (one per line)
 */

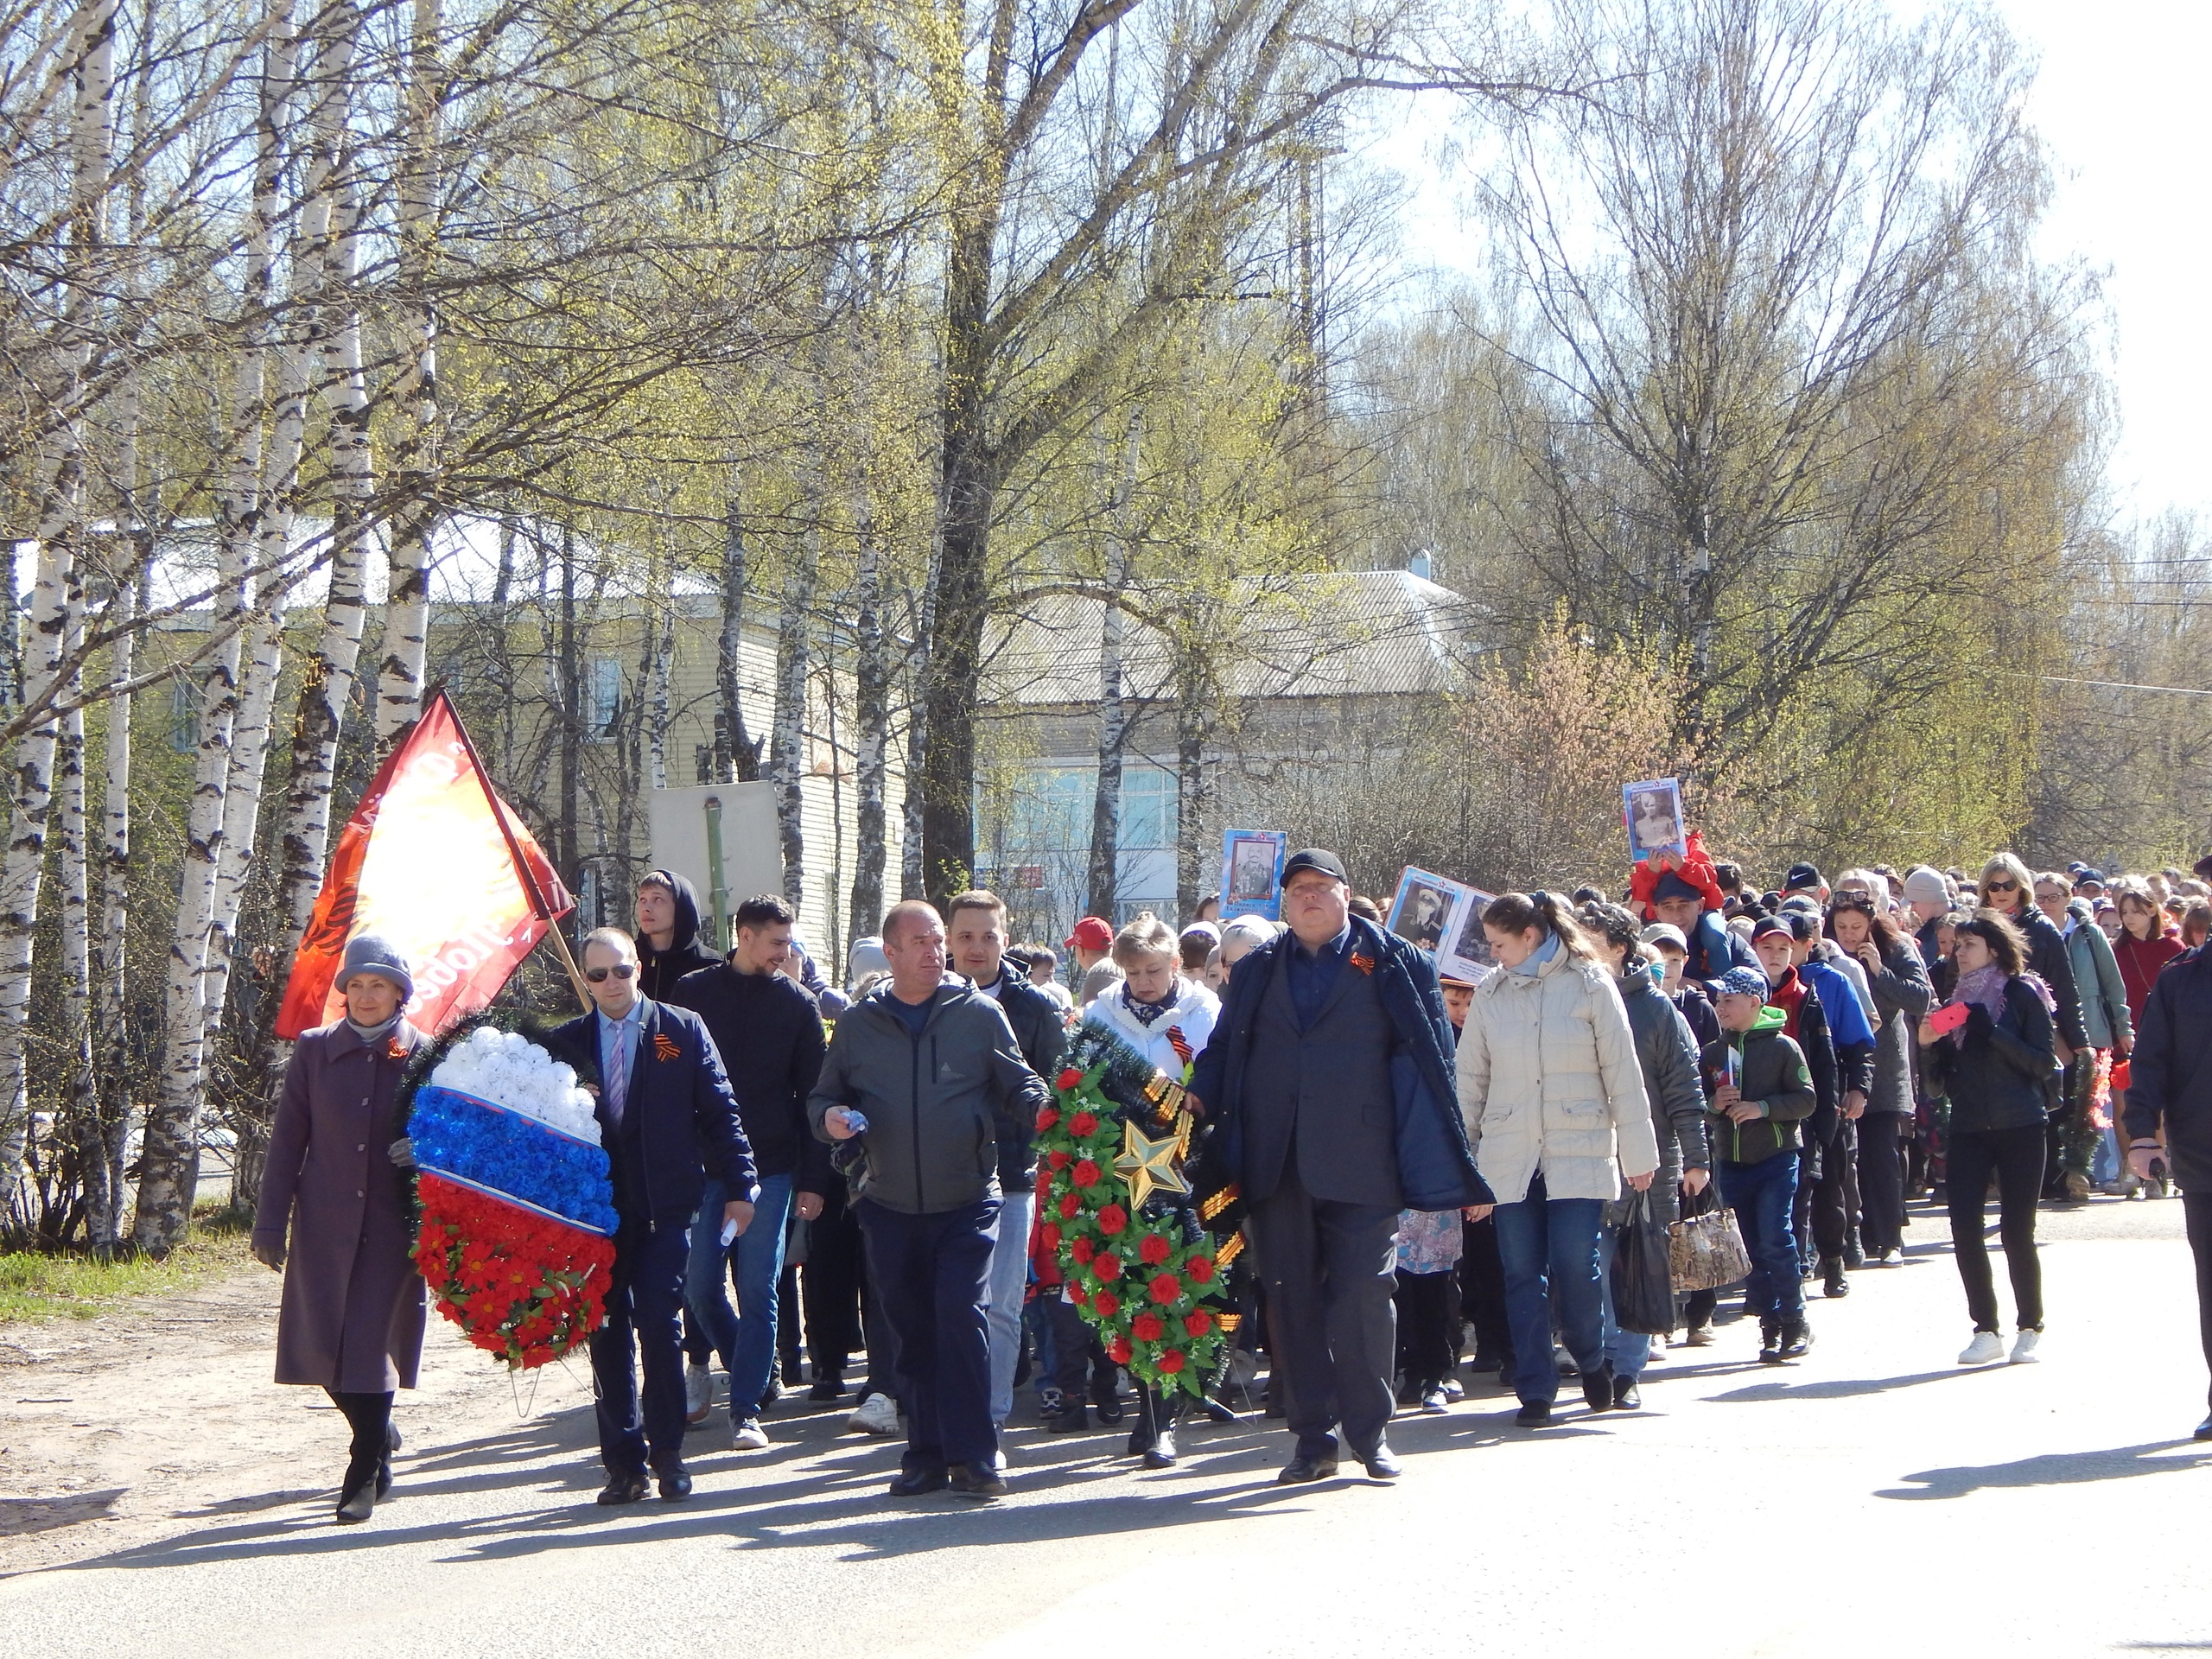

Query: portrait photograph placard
left=1219, top=829, right=1287, bottom=920
left=1386, top=866, right=1466, bottom=955
left=1440, top=884, right=1499, bottom=982
left=1623, top=777, right=1688, bottom=862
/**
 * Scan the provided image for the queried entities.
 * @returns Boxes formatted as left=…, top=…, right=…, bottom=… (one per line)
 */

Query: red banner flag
left=276, top=691, right=571, bottom=1039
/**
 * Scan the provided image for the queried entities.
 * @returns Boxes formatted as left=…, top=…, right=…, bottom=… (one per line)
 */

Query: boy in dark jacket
left=636, top=870, right=718, bottom=1001
left=1702, top=967, right=1818, bottom=1363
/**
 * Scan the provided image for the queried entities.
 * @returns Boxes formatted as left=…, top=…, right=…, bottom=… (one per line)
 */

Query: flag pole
left=434, top=686, right=594, bottom=1014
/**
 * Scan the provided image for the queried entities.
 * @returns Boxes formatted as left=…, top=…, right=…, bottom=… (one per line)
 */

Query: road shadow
left=1876, top=1440, right=2212, bottom=1500
left=0, top=1490, right=125, bottom=1540
left=26, top=1393, right=1528, bottom=1575
left=1707, top=1367, right=1989, bottom=1403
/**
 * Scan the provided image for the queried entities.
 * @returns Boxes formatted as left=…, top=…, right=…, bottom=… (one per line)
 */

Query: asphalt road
left=5, top=1196, right=2209, bottom=1658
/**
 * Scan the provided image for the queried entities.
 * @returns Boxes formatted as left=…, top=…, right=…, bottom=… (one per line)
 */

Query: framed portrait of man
left=1386, top=867, right=1465, bottom=954
left=1220, top=830, right=1287, bottom=920
left=1623, top=778, right=1688, bottom=862
left=1440, top=885, right=1499, bottom=982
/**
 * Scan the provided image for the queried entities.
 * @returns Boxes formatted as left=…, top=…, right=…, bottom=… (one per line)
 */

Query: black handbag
left=1609, top=1187, right=1676, bottom=1337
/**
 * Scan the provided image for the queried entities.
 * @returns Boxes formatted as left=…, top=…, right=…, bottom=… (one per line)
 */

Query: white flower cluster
left=431, top=1026, right=601, bottom=1146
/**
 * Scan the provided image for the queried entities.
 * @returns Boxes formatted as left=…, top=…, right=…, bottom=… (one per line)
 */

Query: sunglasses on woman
left=1984, top=879, right=2018, bottom=893
left=584, top=963, right=636, bottom=983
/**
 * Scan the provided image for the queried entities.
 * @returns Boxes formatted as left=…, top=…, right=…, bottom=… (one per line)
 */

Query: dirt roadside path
left=0, top=1268, right=598, bottom=1577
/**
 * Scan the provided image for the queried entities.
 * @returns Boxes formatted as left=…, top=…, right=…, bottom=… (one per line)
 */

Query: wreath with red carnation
left=1035, top=1023, right=1235, bottom=1396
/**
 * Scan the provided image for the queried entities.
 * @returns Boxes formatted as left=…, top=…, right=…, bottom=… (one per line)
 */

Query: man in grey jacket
left=810, top=900, right=1048, bottom=1501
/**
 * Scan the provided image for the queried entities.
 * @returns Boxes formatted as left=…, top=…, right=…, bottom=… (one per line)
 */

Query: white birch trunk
left=130, top=3, right=290, bottom=1249
left=89, top=575, right=134, bottom=1248
left=54, top=586, right=99, bottom=1240
left=0, top=0, right=112, bottom=1212
left=375, top=0, right=443, bottom=749
left=269, top=0, right=366, bottom=967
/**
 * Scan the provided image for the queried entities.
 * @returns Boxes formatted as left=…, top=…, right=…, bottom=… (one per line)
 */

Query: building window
left=1002, top=767, right=1090, bottom=851
left=1121, top=767, right=1177, bottom=850
left=589, top=658, right=621, bottom=739
left=169, top=679, right=197, bottom=753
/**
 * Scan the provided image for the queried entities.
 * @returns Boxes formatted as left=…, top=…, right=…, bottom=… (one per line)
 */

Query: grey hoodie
left=807, top=976, right=1049, bottom=1215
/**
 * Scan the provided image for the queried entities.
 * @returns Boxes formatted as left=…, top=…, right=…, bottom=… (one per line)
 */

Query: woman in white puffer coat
left=1459, top=891, right=1660, bottom=1429
left=1081, top=912, right=1219, bottom=1078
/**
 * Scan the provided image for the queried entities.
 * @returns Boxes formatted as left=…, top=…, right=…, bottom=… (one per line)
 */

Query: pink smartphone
left=1929, top=1001, right=1970, bottom=1035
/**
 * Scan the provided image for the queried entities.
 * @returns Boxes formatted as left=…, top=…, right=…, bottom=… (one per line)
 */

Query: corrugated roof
left=981, top=569, right=1480, bottom=705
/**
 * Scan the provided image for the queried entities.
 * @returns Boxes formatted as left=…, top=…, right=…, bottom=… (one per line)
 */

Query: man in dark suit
left=1188, top=849, right=1490, bottom=1486
left=556, top=927, right=757, bottom=1504
left=2125, top=942, right=2212, bottom=1440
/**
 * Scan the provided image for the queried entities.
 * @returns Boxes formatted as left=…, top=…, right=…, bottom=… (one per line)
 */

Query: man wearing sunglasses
left=556, top=927, right=757, bottom=1506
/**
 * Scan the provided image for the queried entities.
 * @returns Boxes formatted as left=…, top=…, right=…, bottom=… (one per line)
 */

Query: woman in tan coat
left=1459, top=893, right=1659, bottom=1428
left=251, top=935, right=428, bottom=1523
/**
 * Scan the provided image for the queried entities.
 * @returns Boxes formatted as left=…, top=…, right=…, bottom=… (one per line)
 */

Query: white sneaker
left=2009, top=1329, right=2042, bottom=1364
left=731, top=1415, right=772, bottom=1450
left=847, top=1392, right=900, bottom=1436
left=685, top=1362, right=713, bottom=1423
left=1958, top=1330, right=2007, bottom=1366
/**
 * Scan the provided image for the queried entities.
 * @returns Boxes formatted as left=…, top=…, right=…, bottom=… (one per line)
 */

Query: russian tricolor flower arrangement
left=401, top=1015, right=616, bottom=1370
left=1034, top=1021, right=1242, bottom=1398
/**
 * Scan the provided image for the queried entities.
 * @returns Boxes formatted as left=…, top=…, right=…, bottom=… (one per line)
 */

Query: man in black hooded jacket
left=637, top=870, right=718, bottom=1001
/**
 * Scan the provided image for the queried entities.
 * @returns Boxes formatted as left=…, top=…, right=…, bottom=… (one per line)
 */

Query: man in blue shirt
left=556, top=928, right=755, bottom=1506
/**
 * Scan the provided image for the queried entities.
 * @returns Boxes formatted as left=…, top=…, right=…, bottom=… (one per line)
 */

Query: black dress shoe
left=658, top=1468, right=693, bottom=1502
left=1276, top=1448, right=1339, bottom=1484
left=2196, top=1414, right=2212, bottom=1443
left=1580, top=1361, right=1616, bottom=1413
left=1092, top=1389, right=1126, bottom=1426
left=887, top=1466, right=950, bottom=1497
left=1513, top=1402, right=1554, bottom=1428
left=1612, top=1376, right=1642, bottom=1411
left=947, top=1462, right=1007, bottom=1500
left=1357, top=1441, right=1402, bottom=1480
left=1821, top=1260, right=1851, bottom=1299
left=596, top=1471, right=650, bottom=1505
left=1142, top=1427, right=1178, bottom=1469
left=1043, top=1405, right=1090, bottom=1433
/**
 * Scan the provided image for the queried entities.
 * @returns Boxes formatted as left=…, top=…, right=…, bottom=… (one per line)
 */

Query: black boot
left=1130, top=1388, right=1179, bottom=1468
left=335, top=1453, right=378, bottom=1523
left=378, top=1419, right=400, bottom=1500
left=1779, top=1318, right=1813, bottom=1360
left=1758, top=1319, right=1783, bottom=1364
left=1821, top=1257, right=1850, bottom=1299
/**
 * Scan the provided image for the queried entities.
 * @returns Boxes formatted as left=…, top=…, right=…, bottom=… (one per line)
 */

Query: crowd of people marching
left=251, top=838, right=2212, bottom=1522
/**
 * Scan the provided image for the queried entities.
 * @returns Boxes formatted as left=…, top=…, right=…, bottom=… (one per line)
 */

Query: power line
left=2037, top=673, right=2212, bottom=698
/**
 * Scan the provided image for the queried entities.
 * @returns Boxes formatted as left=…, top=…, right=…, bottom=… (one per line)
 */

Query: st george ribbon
left=276, top=689, right=571, bottom=1040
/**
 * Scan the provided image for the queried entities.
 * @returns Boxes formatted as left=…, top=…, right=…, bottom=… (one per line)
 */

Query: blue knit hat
left=340, top=932, right=415, bottom=1001
left=1714, top=966, right=1768, bottom=1000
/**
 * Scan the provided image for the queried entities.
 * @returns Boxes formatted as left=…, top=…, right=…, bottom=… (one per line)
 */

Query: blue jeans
left=986, top=1187, right=1035, bottom=1427
left=1716, top=1153, right=1802, bottom=1324
left=1594, top=1226, right=1654, bottom=1381
left=1491, top=1176, right=1606, bottom=1408
left=684, top=1172, right=793, bottom=1421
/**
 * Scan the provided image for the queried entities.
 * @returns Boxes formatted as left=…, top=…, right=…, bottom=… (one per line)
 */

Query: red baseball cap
left=1065, top=916, right=1114, bottom=950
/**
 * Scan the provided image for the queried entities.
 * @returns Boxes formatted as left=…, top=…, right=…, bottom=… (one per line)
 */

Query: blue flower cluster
left=410, top=1084, right=618, bottom=1236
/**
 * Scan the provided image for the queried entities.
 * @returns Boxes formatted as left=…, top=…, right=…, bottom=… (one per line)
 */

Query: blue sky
left=1372, top=0, right=2209, bottom=531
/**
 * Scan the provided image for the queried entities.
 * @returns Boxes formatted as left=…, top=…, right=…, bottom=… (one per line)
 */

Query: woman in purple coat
left=251, top=936, right=428, bottom=1523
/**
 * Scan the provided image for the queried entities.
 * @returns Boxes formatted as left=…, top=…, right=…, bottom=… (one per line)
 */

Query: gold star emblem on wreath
left=1115, top=1117, right=1191, bottom=1209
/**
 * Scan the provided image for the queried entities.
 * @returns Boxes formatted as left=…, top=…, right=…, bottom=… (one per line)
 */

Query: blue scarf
left=1122, top=982, right=1176, bottom=1027
left=1507, top=931, right=1560, bottom=978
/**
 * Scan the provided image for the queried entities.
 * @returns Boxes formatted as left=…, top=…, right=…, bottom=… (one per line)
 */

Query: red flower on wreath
left=1184, top=1252, right=1217, bottom=1285
left=1046, top=1149, right=1071, bottom=1171
left=1070, top=1281, right=1091, bottom=1307
left=1148, top=1272, right=1183, bottom=1306
left=1039, top=1223, right=1062, bottom=1252
left=1058, top=1191, right=1082, bottom=1219
left=1139, top=1232, right=1172, bottom=1265
left=1096, top=1203, right=1128, bottom=1236
left=1092, top=1289, right=1121, bottom=1319
left=1070, top=1110, right=1099, bottom=1137
left=1157, top=1348, right=1186, bottom=1374
left=1131, top=1312, right=1165, bottom=1342
left=1071, top=1236, right=1096, bottom=1265
left=1036, top=1105, right=1060, bottom=1133
left=1056, top=1067, right=1084, bottom=1091
left=1108, top=1336, right=1133, bottom=1364
left=1184, top=1311, right=1213, bottom=1338
left=1092, top=1250, right=1122, bottom=1281
left=1071, top=1159, right=1101, bottom=1189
